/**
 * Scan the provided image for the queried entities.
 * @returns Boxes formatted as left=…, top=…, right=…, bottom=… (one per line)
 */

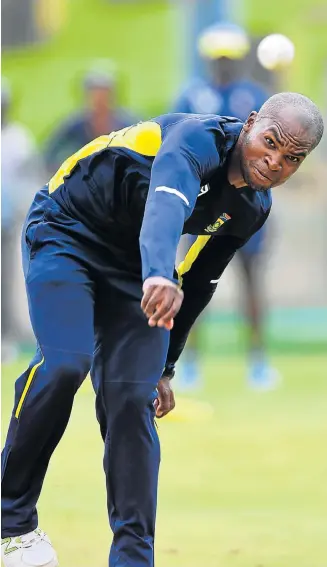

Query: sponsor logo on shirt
left=205, top=213, right=231, bottom=233
left=198, top=184, right=210, bottom=197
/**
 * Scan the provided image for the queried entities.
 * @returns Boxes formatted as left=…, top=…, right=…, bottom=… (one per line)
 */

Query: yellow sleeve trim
left=15, top=357, right=45, bottom=419
left=108, top=121, right=162, bottom=156
left=48, top=121, right=162, bottom=194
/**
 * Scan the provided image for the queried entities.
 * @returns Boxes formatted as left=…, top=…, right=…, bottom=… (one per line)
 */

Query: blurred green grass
left=1, top=0, right=182, bottom=142
left=2, top=0, right=327, bottom=146
left=2, top=354, right=327, bottom=566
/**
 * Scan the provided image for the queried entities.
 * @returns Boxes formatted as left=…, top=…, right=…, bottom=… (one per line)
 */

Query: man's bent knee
left=41, top=347, right=92, bottom=391
left=104, top=381, right=156, bottom=422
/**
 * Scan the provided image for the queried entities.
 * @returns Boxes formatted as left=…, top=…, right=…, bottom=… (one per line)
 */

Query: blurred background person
left=44, top=61, right=138, bottom=176
left=173, top=22, right=279, bottom=390
left=1, top=77, right=46, bottom=362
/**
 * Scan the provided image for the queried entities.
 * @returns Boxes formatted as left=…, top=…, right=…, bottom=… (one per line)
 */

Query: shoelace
left=20, top=532, right=45, bottom=548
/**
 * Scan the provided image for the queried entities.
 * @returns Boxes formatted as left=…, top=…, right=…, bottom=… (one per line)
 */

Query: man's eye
left=287, top=155, right=300, bottom=163
left=265, top=137, right=275, bottom=148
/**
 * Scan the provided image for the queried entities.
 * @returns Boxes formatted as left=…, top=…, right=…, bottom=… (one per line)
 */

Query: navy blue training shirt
left=48, top=113, right=272, bottom=368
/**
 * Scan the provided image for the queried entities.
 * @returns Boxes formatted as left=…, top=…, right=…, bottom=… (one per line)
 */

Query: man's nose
left=265, top=152, right=283, bottom=171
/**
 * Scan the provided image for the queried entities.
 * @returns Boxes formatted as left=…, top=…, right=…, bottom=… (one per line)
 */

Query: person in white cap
left=173, top=22, right=279, bottom=390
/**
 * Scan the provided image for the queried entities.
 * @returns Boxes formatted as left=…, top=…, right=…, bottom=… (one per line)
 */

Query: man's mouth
left=253, top=166, right=272, bottom=183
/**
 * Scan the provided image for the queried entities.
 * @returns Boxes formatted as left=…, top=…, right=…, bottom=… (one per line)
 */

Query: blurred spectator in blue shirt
left=174, top=22, right=268, bottom=118
left=44, top=61, right=138, bottom=175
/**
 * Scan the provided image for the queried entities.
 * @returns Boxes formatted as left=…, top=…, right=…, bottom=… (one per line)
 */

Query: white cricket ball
left=257, top=34, right=295, bottom=70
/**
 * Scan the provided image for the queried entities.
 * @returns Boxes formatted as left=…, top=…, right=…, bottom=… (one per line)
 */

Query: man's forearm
left=140, top=192, right=186, bottom=283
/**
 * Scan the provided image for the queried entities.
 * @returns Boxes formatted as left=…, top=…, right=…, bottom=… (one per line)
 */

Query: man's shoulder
left=153, top=114, right=229, bottom=159
left=150, top=114, right=243, bottom=174
left=153, top=112, right=241, bottom=134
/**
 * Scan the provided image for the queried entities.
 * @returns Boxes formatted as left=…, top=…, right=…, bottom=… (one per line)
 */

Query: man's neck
left=227, top=135, right=247, bottom=188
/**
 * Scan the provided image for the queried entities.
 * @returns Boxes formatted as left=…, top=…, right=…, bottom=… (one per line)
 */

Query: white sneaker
left=1, top=529, right=58, bottom=567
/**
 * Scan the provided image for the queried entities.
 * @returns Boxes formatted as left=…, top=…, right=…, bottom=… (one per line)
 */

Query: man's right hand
left=141, top=277, right=184, bottom=330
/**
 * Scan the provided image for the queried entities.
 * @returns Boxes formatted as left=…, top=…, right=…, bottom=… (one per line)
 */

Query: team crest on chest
left=205, top=213, right=231, bottom=233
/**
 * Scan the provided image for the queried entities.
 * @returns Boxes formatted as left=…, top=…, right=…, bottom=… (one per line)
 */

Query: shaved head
left=257, top=92, right=324, bottom=151
left=234, top=92, right=324, bottom=192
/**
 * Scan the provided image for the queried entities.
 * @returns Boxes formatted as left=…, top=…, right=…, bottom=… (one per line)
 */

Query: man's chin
left=243, top=175, right=267, bottom=193
left=240, top=161, right=271, bottom=192
left=244, top=171, right=271, bottom=192
left=248, top=182, right=270, bottom=192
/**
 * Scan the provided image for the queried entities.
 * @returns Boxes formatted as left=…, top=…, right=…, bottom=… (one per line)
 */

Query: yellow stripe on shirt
left=48, top=121, right=162, bottom=194
left=15, top=357, right=45, bottom=419
left=177, top=235, right=211, bottom=285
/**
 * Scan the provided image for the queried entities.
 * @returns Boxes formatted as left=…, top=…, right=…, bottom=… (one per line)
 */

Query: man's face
left=240, top=109, right=314, bottom=192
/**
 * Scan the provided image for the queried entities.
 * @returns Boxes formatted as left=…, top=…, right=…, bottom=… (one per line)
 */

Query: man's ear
left=243, top=111, right=257, bottom=132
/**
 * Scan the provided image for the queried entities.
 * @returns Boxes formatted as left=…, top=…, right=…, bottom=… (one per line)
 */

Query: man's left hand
left=154, top=376, right=175, bottom=418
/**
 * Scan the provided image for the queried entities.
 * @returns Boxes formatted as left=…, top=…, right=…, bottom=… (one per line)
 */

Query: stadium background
left=1, top=1, right=327, bottom=565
